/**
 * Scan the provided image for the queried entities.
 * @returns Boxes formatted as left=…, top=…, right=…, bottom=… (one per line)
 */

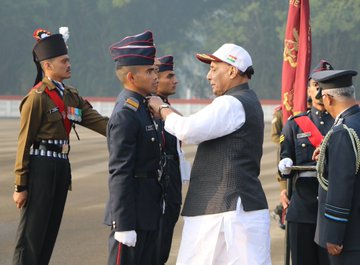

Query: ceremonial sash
left=294, top=116, right=323, bottom=147
left=44, top=87, right=72, bottom=136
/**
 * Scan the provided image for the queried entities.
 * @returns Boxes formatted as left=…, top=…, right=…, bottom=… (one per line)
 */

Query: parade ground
left=0, top=118, right=285, bottom=265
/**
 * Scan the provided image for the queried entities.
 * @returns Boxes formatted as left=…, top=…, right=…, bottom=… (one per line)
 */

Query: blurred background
left=1, top=0, right=359, bottom=99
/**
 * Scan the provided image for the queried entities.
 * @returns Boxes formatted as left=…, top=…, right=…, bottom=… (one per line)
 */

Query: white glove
left=114, top=230, right=137, bottom=247
left=278, top=158, right=293, bottom=175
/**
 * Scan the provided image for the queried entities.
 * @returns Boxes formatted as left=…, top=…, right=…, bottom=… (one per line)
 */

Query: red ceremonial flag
left=281, top=0, right=311, bottom=124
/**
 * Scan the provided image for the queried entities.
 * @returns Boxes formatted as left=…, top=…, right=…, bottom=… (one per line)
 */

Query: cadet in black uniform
left=152, top=55, right=182, bottom=265
left=104, top=32, right=163, bottom=265
left=313, top=69, right=360, bottom=265
left=278, top=60, right=334, bottom=265
left=12, top=28, right=108, bottom=265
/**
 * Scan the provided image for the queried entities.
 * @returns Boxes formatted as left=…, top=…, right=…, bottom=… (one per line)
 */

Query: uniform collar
left=310, top=106, right=329, bottom=117
left=122, top=88, right=148, bottom=105
left=336, top=104, right=360, bottom=122
left=158, top=95, right=169, bottom=104
left=41, top=77, right=56, bottom=90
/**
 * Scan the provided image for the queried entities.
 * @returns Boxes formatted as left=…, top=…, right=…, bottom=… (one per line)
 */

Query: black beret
left=158, top=55, right=174, bottom=72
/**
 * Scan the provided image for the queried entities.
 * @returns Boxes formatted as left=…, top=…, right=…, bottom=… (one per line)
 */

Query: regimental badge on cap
left=124, top=97, right=139, bottom=112
left=33, top=29, right=52, bottom=42
left=309, top=59, right=334, bottom=80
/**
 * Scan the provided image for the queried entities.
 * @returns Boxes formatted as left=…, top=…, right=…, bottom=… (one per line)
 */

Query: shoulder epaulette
left=31, top=82, right=46, bottom=93
left=289, top=110, right=309, bottom=120
left=274, top=105, right=282, bottom=111
left=66, top=85, right=79, bottom=95
left=124, top=97, right=139, bottom=112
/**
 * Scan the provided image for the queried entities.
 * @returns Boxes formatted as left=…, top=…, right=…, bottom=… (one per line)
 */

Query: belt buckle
left=62, top=143, right=69, bottom=154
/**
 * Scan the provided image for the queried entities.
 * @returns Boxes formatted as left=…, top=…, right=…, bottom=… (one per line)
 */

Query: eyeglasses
left=321, top=93, right=334, bottom=98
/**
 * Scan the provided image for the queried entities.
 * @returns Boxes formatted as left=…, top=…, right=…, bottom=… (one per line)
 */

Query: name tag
left=145, top=125, right=155, bottom=131
left=48, top=107, right=59, bottom=114
left=297, top=132, right=311, bottom=139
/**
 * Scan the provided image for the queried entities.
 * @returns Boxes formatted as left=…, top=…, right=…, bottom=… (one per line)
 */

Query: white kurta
left=165, top=94, right=271, bottom=265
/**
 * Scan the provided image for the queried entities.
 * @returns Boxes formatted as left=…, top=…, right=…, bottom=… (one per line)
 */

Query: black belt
left=134, top=171, right=159, bottom=179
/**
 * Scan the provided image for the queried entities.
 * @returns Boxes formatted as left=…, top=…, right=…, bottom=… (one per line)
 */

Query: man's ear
left=229, top=66, right=239, bottom=79
left=126, top=71, right=135, bottom=84
left=43, top=61, right=52, bottom=71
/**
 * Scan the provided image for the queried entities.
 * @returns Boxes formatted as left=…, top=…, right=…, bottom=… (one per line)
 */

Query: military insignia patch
left=280, top=135, right=285, bottom=143
left=124, top=97, right=139, bottom=112
left=145, top=125, right=155, bottom=131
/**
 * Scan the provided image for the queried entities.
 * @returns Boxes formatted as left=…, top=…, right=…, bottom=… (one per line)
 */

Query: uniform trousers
left=108, top=229, right=158, bottom=265
left=12, top=156, right=70, bottom=265
left=176, top=199, right=271, bottom=265
left=288, top=222, right=330, bottom=265
left=153, top=202, right=181, bottom=265
left=329, top=250, right=360, bottom=265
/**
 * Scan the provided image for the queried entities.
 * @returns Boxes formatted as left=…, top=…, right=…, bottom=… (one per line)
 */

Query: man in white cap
left=148, top=43, right=271, bottom=265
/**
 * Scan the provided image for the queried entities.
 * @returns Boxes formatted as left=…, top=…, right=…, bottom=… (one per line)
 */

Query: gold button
left=301, top=143, right=306, bottom=147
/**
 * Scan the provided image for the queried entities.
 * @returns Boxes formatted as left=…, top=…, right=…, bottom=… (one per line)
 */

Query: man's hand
left=13, top=190, right=28, bottom=209
left=312, top=147, right=321, bottom=161
left=147, top=96, right=164, bottom=118
left=280, top=189, right=290, bottom=209
left=114, top=230, right=137, bottom=247
left=326, top=243, right=343, bottom=256
left=278, top=158, right=293, bottom=175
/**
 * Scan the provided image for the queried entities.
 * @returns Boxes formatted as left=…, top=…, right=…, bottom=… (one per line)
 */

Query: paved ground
left=0, top=118, right=285, bottom=265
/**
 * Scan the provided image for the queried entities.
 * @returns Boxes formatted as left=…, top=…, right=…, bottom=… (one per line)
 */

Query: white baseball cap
left=196, top=43, right=252, bottom=72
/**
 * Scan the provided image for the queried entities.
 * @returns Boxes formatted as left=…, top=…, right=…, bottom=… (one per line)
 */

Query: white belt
left=298, top=171, right=317, bottom=178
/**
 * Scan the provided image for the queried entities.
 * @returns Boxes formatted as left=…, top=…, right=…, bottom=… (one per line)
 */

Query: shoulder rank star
left=124, top=97, right=139, bottom=112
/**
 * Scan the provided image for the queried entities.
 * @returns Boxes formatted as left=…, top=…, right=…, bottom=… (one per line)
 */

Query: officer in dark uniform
left=12, top=28, right=108, bottom=265
left=278, top=60, right=334, bottom=265
left=152, top=55, right=182, bottom=265
left=104, top=32, right=163, bottom=265
left=313, top=69, right=360, bottom=265
left=270, top=105, right=287, bottom=229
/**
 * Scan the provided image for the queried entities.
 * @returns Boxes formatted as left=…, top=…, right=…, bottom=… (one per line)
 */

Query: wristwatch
left=14, top=184, right=27, bottom=192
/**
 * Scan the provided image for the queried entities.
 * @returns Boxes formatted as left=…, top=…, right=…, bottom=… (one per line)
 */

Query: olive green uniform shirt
left=14, top=77, right=108, bottom=186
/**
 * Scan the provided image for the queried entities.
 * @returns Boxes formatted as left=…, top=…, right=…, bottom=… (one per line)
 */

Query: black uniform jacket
left=104, top=88, right=162, bottom=231
left=315, top=105, right=360, bottom=251
left=280, top=107, right=334, bottom=223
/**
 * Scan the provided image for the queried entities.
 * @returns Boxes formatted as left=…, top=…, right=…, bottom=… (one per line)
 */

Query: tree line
left=1, top=0, right=359, bottom=99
